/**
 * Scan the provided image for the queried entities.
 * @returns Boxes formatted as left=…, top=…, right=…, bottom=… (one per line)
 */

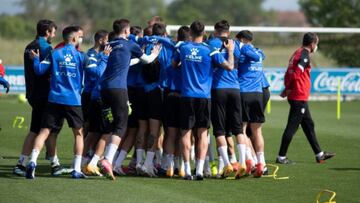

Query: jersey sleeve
left=33, top=53, right=52, bottom=75
left=172, top=48, right=180, bottom=64
left=210, top=50, right=226, bottom=65
left=233, top=41, right=241, bottom=59
left=241, top=44, right=260, bottom=62
left=297, top=49, right=310, bottom=72
left=131, top=42, right=144, bottom=58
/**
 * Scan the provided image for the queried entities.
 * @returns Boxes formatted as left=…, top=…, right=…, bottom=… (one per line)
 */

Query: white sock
left=174, top=156, right=180, bottom=169
left=112, top=150, right=120, bottom=166
left=50, top=155, right=60, bottom=166
left=73, top=155, right=82, bottom=172
left=196, top=159, right=205, bottom=176
left=18, top=154, right=29, bottom=166
left=161, top=153, right=168, bottom=169
left=30, top=149, right=40, bottom=165
left=104, top=143, right=118, bottom=164
left=114, top=150, right=127, bottom=168
left=204, top=156, right=210, bottom=173
left=166, top=154, right=174, bottom=170
left=89, top=154, right=100, bottom=167
left=237, top=144, right=246, bottom=165
left=218, top=156, right=224, bottom=172
left=136, top=149, right=144, bottom=164
left=180, top=158, right=185, bottom=171
left=218, top=146, right=230, bottom=166
left=246, top=147, right=254, bottom=162
left=229, top=154, right=237, bottom=164
left=277, top=156, right=286, bottom=160
left=155, top=149, right=163, bottom=165
left=184, top=161, right=191, bottom=176
left=190, top=145, right=195, bottom=161
left=256, top=152, right=266, bottom=165
left=316, top=151, right=324, bottom=158
left=145, top=151, right=155, bottom=166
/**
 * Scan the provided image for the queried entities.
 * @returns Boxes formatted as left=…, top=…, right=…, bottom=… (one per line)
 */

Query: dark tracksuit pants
left=278, top=100, right=322, bottom=156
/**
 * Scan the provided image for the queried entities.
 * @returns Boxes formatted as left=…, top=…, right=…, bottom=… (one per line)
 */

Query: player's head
left=36, top=19, right=57, bottom=42
left=302, top=32, right=319, bottom=53
left=190, top=21, right=205, bottom=39
left=108, top=31, right=116, bottom=42
left=130, top=26, right=143, bottom=37
left=152, top=23, right=167, bottom=36
left=214, top=20, right=230, bottom=37
left=236, top=30, right=253, bottom=44
left=94, top=29, right=109, bottom=46
left=113, top=19, right=131, bottom=36
left=177, top=26, right=191, bottom=42
left=62, top=26, right=82, bottom=46
left=143, top=26, right=153, bottom=36
left=148, top=16, right=164, bottom=27
left=71, top=25, right=84, bottom=46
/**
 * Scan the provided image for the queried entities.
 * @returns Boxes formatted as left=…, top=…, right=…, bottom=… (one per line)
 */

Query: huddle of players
left=14, top=16, right=269, bottom=180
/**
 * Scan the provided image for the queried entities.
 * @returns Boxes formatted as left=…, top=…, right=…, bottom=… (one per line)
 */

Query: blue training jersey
left=33, top=44, right=89, bottom=106
left=167, top=41, right=185, bottom=92
left=38, top=37, right=52, bottom=60
left=84, top=48, right=108, bottom=93
left=238, top=44, right=265, bottom=93
left=100, top=37, right=143, bottom=90
left=143, top=35, right=175, bottom=92
left=206, top=37, right=241, bottom=89
left=173, top=42, right=226, bottom=98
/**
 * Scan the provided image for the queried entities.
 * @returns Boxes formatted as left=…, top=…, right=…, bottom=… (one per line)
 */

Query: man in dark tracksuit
left=276, top=32, right=335, bottom=164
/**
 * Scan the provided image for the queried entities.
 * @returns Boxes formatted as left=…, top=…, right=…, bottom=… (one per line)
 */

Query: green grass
left=0, top=97, right=360, bottom=202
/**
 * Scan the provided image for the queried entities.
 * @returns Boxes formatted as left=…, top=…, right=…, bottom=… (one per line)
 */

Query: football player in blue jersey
left=172, top=21, right=235, bottom=180
left=98, top=19, right=160, bottom=180
left=237, top=30, right=267, bottom=177
left=26, top=26, right=106, bottom=179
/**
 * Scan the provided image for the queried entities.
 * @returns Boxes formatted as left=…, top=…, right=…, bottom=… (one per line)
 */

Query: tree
left=300, top=0, right=360, bottom=67
left=166, top=0, right=264, bottom=26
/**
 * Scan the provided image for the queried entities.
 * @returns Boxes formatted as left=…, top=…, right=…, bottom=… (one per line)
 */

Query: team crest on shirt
left=59, top=54, right=76, bottom=68
left=186, top=48, right=202, bottom=62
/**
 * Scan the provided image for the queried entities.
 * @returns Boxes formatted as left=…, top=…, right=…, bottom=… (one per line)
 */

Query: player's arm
left=172, top=48, right=181, bottom=68
left=0, top=76, right=10, bottom=93
left=242, top=44, right=261, bottom=62
left=139, top=44, right=161, bottom=64
left=216, top=39, right=235, bottom=71
left=84, top=45, right=112, bottom=76
left=30, top=49, right=51, bottom=75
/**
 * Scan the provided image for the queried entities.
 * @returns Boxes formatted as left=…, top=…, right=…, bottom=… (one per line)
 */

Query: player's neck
left=117, top=33, right=128, bottom=39
left=193, top=36, right=203, bottom=43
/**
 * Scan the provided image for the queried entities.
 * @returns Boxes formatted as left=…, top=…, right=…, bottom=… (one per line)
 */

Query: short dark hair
left=143, top=26, right=153, bottom=36
left=130, top=26, right=142, bottom=36
left=214, top=20, right=230, bottom=33
left=236, top=30, right=253, bottom=41
left=108, top=31, right=116, bottom=42
left=94, top=29, right=108, bottom=42
left=113, top=19, right=130, bottom=34
left=302, top=32, right=318, bottom=46
left=190, top=21, right=205, bottom=37
left=36, top=19, right=57, bottom=37
left=62, top=26, right=79, bottom=41
left=152, top=23, right=166, bottom=36
left=177, top=26, right=190, bottom=42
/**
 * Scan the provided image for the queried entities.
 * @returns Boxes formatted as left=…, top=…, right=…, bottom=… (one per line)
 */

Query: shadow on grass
left=329, top=167, right=360, bottom=171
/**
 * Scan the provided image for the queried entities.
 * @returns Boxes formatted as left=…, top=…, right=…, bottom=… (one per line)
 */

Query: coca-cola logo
left=314, top=72, right=360, bottom=93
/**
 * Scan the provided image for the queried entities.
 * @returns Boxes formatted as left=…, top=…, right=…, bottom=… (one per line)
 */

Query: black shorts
left=180, top=97, right=211, bottom=130
left=101, top=88, right=128, bottom=137
left=262, top=87, right=270, bottom=113
left=146, top=87, right=163, bottom=120
left=211, top=89, right=243, bottom=137
left=163, top=89, right=181, bottom=128
left=127, top=87, right=138, bottom=128
left=135, top=87, right=148, bottom=120
left=241, top=92, right=265, bottom=123
left=81, top=91, right=92, bottom=122
left=88, top=99, right=111, bottom=134
left=28, top=100, right=63, bottom=134
left=41, top=102, right=83, bottom=129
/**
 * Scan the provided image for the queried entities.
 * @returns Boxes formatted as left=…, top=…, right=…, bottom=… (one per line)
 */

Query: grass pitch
left=0, top=97, right=359, bottom=202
